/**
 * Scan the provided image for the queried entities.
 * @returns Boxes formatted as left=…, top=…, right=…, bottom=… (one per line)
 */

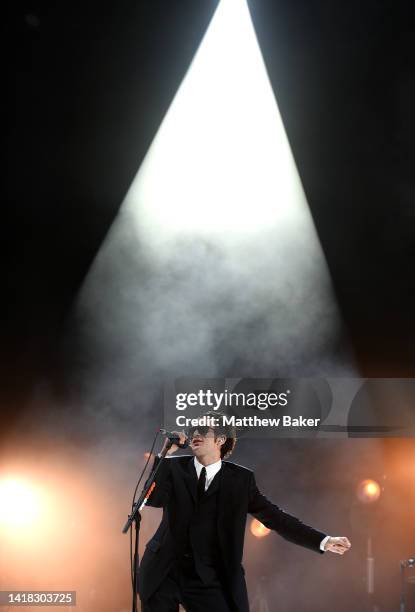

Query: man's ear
left=217, top=435, right=226, bottom=447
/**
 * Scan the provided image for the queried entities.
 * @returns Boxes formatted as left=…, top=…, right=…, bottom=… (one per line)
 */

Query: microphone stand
left=400, top=558, right=415, bottom=612
left=400, top=560, right=406, bottom=612
left=122, top=443, right=173, bottom=612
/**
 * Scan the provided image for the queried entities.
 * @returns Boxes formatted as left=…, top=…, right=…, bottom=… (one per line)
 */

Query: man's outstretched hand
left=324, top=537, right=351, bottom=555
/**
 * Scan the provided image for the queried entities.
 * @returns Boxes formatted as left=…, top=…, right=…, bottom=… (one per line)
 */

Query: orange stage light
left=0, top=478, right=41, bottom=528
left=250, top=518, right=271, bottom=538
left=357, top=479, right=381, bottom=503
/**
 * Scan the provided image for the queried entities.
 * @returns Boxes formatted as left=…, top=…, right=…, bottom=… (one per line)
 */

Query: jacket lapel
left=183, top=457, right=224, bottom=502
left=204, top=469, right=221, bottom=498
left=183, top=456, right=197, bottom=504
left=217, top=462, right=233, bottom=515
left=217, top=462, right=234, bottom=569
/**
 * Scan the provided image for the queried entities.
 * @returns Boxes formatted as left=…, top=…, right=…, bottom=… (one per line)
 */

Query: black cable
left=129, top=431, right=160, bottom=587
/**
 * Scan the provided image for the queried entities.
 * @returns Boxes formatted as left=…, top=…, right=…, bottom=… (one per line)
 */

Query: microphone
left=159, top=429, right=189, bottom=449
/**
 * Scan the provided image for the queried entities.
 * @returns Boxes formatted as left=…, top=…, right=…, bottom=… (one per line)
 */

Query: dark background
left=6, top=1, right=415, bottom=423
left=4, top=2, right=415, bottom=610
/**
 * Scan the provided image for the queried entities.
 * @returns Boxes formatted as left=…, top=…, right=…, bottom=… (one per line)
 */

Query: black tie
left=197, top=467, right=206, bottom=501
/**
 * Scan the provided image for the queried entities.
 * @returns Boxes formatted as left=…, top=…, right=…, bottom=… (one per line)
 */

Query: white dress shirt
left=192, top=456, right=330, bottom=551
left=194, top=456, right=222, bottom=490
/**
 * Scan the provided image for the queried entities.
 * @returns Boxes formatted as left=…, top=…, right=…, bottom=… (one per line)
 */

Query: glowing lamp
left=250, top=518, right=271, bottom=538
left=0, top=478, right=40, bottom=528
left=357, top=479, right=381, bottom=503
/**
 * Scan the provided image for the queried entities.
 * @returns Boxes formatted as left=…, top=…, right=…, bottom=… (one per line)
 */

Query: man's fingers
left=332, top=537, right=351, bottom=548
left=326, top=536, right=352, bottom=554
left=330, top=545, right=346, bottom=554
left=172, top=431, right=187, bottom=443
left=167, top=431, right=186, bottom=445
left=338, top=537, right=351, bottom=548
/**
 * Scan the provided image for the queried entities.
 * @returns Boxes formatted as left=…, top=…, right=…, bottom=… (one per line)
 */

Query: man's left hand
left=324, top=537, right=351, bottom=555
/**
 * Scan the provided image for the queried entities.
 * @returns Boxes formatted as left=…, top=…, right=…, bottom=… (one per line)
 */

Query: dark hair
left=205, top=411, right=237, bottom=459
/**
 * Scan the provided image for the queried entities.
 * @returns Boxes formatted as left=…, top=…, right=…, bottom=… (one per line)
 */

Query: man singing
left=138, top=418, right=351, bottom=611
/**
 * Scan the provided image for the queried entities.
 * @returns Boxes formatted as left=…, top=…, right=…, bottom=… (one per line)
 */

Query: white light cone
left=76, top=0, right=355, bottom=384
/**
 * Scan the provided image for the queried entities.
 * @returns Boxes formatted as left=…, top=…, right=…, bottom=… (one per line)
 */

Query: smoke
left=240, top=436, right=384, bottom=612
left=53, top=0, right=357, bottom=445
left=6, top=1, right=358, bottom=606
left=70, top=208, right=353, bottom=392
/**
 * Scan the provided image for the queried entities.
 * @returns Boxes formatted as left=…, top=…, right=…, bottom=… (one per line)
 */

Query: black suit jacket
left=138, top=456, right=326, bottom=611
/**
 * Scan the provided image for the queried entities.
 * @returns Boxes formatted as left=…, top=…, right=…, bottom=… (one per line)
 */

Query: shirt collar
left=194, top=456, right=222, bottom=482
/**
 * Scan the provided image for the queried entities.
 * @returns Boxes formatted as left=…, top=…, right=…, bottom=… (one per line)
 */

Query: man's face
left=189, top=427, right=223, bottom=459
